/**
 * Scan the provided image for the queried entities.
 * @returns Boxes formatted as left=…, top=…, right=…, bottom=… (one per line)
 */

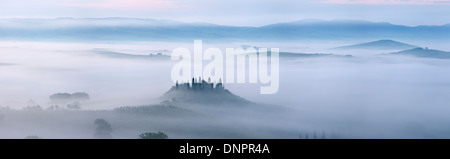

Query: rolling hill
left=332, top=40, right=417, bottom=50
left=92, top=50, right=170, bottom=60
left=389, top=47, right=450, bottom=59
left=0, top=18, right=449, bottom=41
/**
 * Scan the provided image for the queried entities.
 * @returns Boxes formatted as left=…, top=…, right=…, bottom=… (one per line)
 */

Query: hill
left=161, top=78, right=250, bottom=105
left=0, top=18, right=450, bottom=41
left=389, top=47, right=450, bottom=59
left=92, top=50, right=170, bottom=60
left=278, top=52, right=352, bottom=58
left=332, top=40, right=417, bottom=50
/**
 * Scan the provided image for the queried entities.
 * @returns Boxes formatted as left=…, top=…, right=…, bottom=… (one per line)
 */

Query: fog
left=1, top=40, right=450, bottom=139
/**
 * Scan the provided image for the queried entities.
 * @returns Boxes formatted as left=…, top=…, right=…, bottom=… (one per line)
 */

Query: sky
left=0, top=0, right=449, bottom=26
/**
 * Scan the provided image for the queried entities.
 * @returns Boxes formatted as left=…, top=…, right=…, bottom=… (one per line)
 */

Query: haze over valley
left=1, top=18, right=450, bottom=139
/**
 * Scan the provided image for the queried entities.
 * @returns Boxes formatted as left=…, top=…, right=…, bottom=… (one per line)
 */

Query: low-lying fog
left=1, top=40, right=450, bottom=139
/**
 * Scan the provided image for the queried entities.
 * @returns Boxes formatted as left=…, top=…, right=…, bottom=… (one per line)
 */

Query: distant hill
left=241, top=50, right=352, bottom=59
left=0, top=18, right=450, bottom=41
left=332, top=40, right=417, bottom=50
left=94, top=48, right=351, bottom=61
left=92, top=50, right=170, bottom=60
left=278, top=52, right=352, bottom=58
left=389, top=47, right=450, bottom=59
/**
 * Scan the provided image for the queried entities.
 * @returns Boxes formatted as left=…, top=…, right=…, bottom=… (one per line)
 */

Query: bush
left=139, top=132, right=168, bottom=139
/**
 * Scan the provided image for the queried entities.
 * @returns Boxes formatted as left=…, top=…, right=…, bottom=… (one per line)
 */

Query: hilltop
left=332, top=40, right=417, bottom=50
left=389, top=47, right=450, bottom=59
left=161, top=77, right=250, bottom=105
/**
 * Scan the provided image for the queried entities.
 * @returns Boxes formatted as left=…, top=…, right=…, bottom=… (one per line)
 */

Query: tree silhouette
left=50, top=93, right=71, bottom=101
left=139, top=132, right=168, bottom=139
left=71, top=92, right=90, bottom=101
left=94, top=119, right=113, bottom=139
left=67, top=102, right=81, bottom=110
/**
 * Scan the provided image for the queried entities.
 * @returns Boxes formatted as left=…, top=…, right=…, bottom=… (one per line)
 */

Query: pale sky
left=0, top=0, right=449, bottom=26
